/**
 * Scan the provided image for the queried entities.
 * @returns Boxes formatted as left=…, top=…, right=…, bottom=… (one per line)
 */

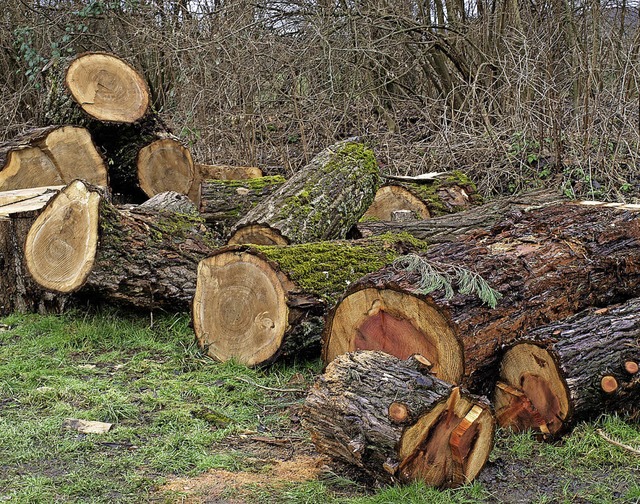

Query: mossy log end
left=0, top=187, right=69, bottom=315
left=325, top=202, right=640, bottom=393
left=25, top=181, right=221, bottom=310
left=193, top=235, right=426, bottom=367
left=228, top=140, right=380, bottom=245
left=199, top=176, right=286, bottom=236
left=0, top=126, right=107, bottom=192
left=362, top=171, right=482, bottom=221
left=495, top=298, right=640, bottom=437
left=301, top=351, right=495, bottom=488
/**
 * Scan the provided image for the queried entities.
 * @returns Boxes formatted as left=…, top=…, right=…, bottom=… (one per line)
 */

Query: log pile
left=1, top=49, right=639, bottom=492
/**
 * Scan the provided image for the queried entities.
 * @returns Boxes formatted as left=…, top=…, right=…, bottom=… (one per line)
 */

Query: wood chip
left=62, top=418, right=113, bottom=434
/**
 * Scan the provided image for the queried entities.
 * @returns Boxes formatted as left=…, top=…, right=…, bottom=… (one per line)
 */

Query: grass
left=0, top=310, right=639, bottom=503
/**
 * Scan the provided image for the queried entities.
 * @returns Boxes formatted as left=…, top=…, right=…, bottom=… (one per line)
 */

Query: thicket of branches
left=1, top=0, right=639, bottom=200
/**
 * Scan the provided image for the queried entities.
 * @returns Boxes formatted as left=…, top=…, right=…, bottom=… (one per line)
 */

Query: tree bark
left=0, top=187, right=69, bottom=315
left=198, top=176, right=286, bottom=236
left=301, top=351, right=495, bottom=488
left=495, top=298, right=640, bottom=437
left=324, top=202, right=640, bottom=394
left=193, top=235, right=425, bottom=367
left=25, top=181, right=221, bottom=311
left=0, top=126, right=107, bottom=192
left=228, top=140, right=380, bottom=245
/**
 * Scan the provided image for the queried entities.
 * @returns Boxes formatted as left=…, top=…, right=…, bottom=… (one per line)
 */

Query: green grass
left=1, top=310, right=638, bottom=503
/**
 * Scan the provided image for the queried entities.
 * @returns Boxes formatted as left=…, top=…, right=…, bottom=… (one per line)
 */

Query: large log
left=199, top=176, right=286, bottom=236
left=301, top=351, right=495, bottom=488
left=228, top=140, right=380, bottom=245
left=0, top=126, right=107, bottom=191
left=495, top=298, right=640, bottom=437
left=362, top=171, right=482, bottom=221
left=24, top=181, right=221, bottom=310
left=0, top=187, right=69, bottom=314
left=324, top=202, right=640, bottom=393
left=192, top=235, right=425, bottom=366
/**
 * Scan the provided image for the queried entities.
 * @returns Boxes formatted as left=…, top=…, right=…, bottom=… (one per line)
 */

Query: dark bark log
left=25, top=181, right=221, bottom=311
left=301, top=351, right=495, bottom=488
left=325, top=202, right=640, bottom=394
left=229, top=140, right=380, bottom=245
left=495, top=298, right=640, bottom=437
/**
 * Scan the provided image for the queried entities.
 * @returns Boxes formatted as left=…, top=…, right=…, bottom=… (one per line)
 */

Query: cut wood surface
left=137, top=137, right=195, bottom=198
left=25, top=181, right=221, bottom=310
left=301, top=351, right=495, bottom=488
left=362, top=171, right=481, bottom=221
left=0, top=126, right=107, bottom=191
left=193, top=235, right=425, bottom=366
left=199, top=176, right=286, bottom=235
left=495, top=298, right=640, bottom=437
left=228, top=140, right=380, bottom=245
left=325, top=202, right=640, bottom=393
left=0, top=186, right=68, bottom=315
left=196, top=164, right=263, bottom=180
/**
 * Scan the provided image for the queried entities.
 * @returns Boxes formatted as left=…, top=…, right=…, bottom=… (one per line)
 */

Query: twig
left=236, top=377, right=306, bottom=393
left=596, top=429, right=640, bottom=456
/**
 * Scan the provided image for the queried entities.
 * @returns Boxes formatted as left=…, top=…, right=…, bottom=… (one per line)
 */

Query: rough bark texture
left=496, top=298, right=640, bottom=435
left=301, top=351, right=495, bottom=488
left=355, top=189, right=564, bottom=243
left=199, top=176, right=286, bottom=236
left=0, top=189, right=69, bottom=315
left=229, top=140, right=380, bottom=244
left=192, top=235, right=426, bottom=366
left=26, top=181, right=221, bottom=311
left=326, top=202, right=640, bottom=394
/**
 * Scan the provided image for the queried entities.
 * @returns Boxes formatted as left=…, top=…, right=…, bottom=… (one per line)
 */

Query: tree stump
left=301, top=351, right=495, bottom=488
left=193, top=235, right=425, bottom=366
left=325, top=202, right=640, bottom=393
left=0, top=126, right=107, bottom=191
left=362, top=171, right=481, bottom=221
left=228, top=140, right=380, bottom=245
left=25, top=181, right=221, bottom=310
left=495, top=298, right=640, bottom=437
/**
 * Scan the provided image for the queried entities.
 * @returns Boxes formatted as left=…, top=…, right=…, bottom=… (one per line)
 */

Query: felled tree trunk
left=0, top=126, right=107, bottom=191
left=199, top=176, right=286, bottom=236
left=324, top=202, right=640, bottom=394
left=193, top=235, right=424, bottom=366
left=196, top=164, right=263, bottom=181
left=355, top=189, right=563, bottom=243
left=25, top=181, right=221, bottom=311
left=495, top=298, right=640, bottom=437
left=0, top=186, right=69, bottom=314
left=362, top=171, right=481, bottom=221
left=228, top=140, right=380, bottom=245
left=302, top=351, right=495, bottom=488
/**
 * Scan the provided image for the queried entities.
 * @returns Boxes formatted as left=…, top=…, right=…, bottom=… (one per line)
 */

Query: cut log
left=25, top=181, right=221, bottom=310
left=137, top=137, right=195, bottom=198
left=198, top=176, right=286, bottom=235
left=355, top=189, right=564, bottom=243
left=193, top=235, right=425, bottom=366
left=228, top=140, right=380, bottom=245
left=362, top=171, right=481, bottom=221
left=45, top=52, right=150, bottom=125
left=301, top=351, right=495, bottom=488
left=495, top=298, right=640, bottom=437
left=0, top=186, right=69, bottom=315
left=324, top=202, right=640, bottom=393
left=0, top=126, right=107, bottom=191
left=196, top=164, right=263, bottom=181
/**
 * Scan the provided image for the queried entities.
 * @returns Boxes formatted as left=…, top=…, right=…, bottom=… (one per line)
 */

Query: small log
left=0, top=186, right=69, bottom=315
left=199, top=176, right=286, bottom=236
left=228, top=140, right=380, bottom=245
left=25, top=181, right=221, bottom=310
left=324, top=202, right=640, bottom=393
left=0, top=126, right=107, bottom=191
left=495, top=298, right=640, bottom=437
left=301, top=351, right=495, bottom=488
left=193, top=235, right=425, bottom=366
left=196, top=164, right=263, bottom=181
left=362, top=171, right=481, bottom=221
